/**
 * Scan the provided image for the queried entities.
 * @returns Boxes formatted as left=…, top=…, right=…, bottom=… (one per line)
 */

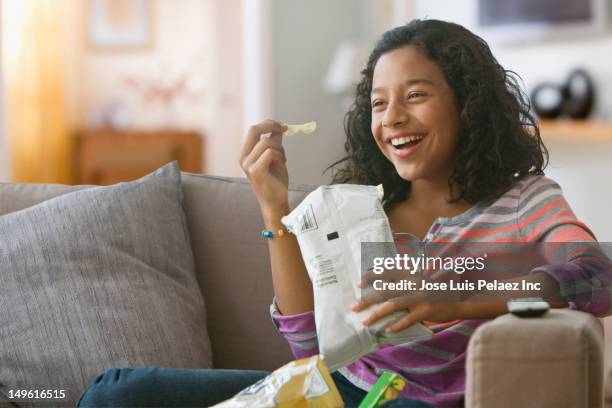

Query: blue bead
left=261, top=229, right=273, bottom=238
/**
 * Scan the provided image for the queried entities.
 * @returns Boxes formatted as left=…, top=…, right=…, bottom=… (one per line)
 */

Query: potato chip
left=284, top=121, right=317, bottom=137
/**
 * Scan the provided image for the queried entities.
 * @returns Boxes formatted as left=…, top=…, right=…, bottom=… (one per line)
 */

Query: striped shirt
left=271, top=175, right=611, bottom=406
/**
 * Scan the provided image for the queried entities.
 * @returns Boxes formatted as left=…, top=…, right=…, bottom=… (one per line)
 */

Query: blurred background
left=0, top=0, right=611, bottom=239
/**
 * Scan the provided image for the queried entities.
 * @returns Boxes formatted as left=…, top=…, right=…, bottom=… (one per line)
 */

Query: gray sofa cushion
left=0, top=162, right=211, bottom=407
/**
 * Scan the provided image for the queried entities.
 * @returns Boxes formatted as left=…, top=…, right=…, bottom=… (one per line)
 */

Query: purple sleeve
left=269, top=299, right=319, bottom=359
left=532, top=254, right=612, bottom=317
left=516, top=183, right=612, bottom=317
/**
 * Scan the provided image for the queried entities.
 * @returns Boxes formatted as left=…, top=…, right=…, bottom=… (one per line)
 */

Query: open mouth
left=390, top=134, right=426, bottom=150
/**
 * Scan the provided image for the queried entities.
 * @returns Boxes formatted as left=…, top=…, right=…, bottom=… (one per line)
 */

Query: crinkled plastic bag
left=212, top=355, right=343, bottom=408
left=282, top=185, right=433, bottom=371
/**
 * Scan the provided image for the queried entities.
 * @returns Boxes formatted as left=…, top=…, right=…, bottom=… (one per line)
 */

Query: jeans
left=78, top=367, right=432, bottom=407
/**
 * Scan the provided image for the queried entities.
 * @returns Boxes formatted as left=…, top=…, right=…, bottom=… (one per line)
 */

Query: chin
left=393, top=165, right=419, bottom=182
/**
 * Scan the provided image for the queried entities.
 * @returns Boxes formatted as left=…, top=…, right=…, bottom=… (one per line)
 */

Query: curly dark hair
left=328, top=19, right=548, bottom=205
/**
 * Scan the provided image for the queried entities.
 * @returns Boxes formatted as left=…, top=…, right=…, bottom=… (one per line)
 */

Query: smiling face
left=370, top=45, right=460, bottom=185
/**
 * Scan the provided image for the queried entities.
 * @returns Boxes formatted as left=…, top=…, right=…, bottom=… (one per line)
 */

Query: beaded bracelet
left=261, top=228, right=287, bottom=239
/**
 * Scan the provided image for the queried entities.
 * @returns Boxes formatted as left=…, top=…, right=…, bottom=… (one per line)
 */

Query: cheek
left=371, top=121, right=386, bottom=152
left=427, top=102, right=459, bottom=139
left=441, top=112, right=460, bottom=147
left=371, top=113, right=383, bottom=137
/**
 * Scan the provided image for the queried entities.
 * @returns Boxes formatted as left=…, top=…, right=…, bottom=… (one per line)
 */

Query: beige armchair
left=466, top=309, right=604, bottom=408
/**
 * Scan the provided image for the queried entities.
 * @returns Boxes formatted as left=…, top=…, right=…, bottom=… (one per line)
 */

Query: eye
left=407, top=92, right=426, bottom=100
left=371, top=99, right=386, bottom=108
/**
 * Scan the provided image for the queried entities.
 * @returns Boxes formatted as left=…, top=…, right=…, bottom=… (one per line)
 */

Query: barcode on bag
left=298, top=205, right=318, bottom=233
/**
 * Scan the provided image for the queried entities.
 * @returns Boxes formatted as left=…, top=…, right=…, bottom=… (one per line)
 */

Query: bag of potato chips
left=212, top=355, right=343, bottom=407
left=281, top=184, right=433, bottom=371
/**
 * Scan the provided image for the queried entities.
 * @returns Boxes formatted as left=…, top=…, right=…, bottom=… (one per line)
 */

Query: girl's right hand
left=239, top=120, right=289, bottom=215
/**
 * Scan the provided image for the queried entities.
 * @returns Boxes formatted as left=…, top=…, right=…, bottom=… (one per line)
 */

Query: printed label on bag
left=296, top=204, right=318, bottom=233
left=310, top=255, right=338, bottom=288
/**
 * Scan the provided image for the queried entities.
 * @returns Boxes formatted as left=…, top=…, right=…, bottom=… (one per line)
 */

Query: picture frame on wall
left=87, top=0, right=153, bottom=50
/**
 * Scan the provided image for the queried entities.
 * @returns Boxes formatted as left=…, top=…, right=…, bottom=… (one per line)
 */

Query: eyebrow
left=371, top=78, right=435, bottom=96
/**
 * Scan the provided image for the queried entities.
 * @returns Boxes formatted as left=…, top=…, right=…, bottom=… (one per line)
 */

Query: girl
left=238, top=18, right=610, bottom=407
left=79, top=19, right=610, bottom=408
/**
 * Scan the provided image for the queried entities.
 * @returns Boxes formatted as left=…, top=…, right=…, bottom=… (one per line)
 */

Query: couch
left=0, top=171, right=608, bottom=407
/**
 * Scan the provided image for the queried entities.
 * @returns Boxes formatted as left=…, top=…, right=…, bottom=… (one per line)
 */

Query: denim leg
left=381, top=398, right=434, bottom=407
left=331, top=372, right=367, bottom=408
left=77, top=367, right=270, bottom=407
left=330, top=372, right=433, bottom=408
left=78, top=366, right=430, bottom=407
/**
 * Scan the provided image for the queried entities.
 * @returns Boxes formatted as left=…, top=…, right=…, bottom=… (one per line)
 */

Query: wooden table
left=75, top=129, right=204, bottom=185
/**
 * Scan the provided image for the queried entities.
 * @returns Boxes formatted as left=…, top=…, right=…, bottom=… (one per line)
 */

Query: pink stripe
left=520, top=176, right=558, bottom=200
left=493, top=196, right=519, bottom=207
left=546, top=225, right=595, bottom=242
left=525, top=211, right=578, bottom=241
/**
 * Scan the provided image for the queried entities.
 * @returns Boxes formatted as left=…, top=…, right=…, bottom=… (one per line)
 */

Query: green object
left=358, top=371, right=408, bottom=408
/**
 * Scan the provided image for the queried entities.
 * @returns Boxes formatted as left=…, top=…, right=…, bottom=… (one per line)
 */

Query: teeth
left=391, top=135, right=424, bottom=146
left=391, top=137, right=407, bottom=146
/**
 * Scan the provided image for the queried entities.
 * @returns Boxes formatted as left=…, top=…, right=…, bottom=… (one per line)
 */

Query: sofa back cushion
left=180, top=173, right=313, bottom=370
left=0, top=163, right=212, bottom=406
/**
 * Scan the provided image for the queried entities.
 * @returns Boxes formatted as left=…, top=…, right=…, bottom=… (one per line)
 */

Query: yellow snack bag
left=212, top=355, right=344, bottom=407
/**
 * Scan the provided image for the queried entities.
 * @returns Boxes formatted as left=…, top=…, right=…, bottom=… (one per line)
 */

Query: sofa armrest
left=466, top=309, right=604, bottom=408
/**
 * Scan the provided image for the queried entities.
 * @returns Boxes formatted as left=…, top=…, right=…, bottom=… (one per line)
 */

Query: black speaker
left=561, top=69, right=594, bottom=119
left=531, top=83, right=563, bottom=119
left=531, top=68, right=595, bottom=119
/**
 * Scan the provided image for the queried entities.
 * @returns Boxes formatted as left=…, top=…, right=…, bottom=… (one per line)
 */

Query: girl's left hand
left=351, top=298, right=468, bottom=333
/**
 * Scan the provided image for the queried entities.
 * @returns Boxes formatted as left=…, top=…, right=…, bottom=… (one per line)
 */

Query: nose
left=382, top=98, right=409, bottom=129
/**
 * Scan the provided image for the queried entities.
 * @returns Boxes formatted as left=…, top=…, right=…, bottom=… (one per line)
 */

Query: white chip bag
left=282, top=184, right=433, bottom=371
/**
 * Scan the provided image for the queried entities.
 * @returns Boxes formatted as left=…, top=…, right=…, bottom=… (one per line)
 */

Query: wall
left=545, top=142, right=612, bottom=241
left=0, top=0, right=9, bottom=181
left=207, top=0, right=244, bottom=177
left=76, top=0, right=213, bottom=127
left=65, top=0, right=244, bottom=177
left=271, top=0, right=364, bottom=185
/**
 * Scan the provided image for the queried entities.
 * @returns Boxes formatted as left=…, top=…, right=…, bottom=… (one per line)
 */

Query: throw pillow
left=0, top=162, right=212, bottom=407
